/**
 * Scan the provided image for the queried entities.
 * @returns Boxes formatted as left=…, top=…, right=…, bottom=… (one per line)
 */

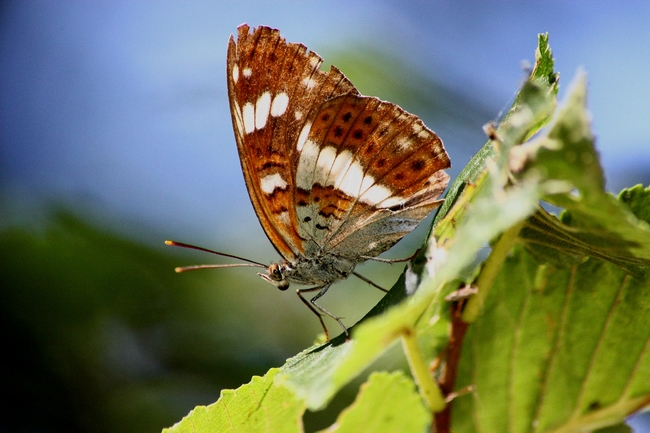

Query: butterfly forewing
left=227, top=24, right=358, bottom=260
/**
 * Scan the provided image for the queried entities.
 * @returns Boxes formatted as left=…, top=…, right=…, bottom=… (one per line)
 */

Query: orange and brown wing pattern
left=227, top=24, right=357, bottom=260
left=292, top=92, right=450, bottom=257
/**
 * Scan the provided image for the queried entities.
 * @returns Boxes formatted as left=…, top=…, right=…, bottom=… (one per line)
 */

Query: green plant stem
left=462, top=220, right=525, bottom=323
left=401, top=328, right=446, bottom=413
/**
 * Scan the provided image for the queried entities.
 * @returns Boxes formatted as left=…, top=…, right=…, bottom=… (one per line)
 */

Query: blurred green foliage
left=0, top=205, right=404, bottom=432
left=0, top=208, right=306, bottom=432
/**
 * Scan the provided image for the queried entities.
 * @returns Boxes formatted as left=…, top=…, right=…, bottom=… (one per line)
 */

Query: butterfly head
left=258, top=261, right=291, bottom=291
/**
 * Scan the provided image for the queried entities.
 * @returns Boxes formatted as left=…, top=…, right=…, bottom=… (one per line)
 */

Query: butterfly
left=167, top=24, right=451, bottom=340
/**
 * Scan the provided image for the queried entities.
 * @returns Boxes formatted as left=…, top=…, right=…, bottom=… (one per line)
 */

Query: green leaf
left=453, top=243, right=650, bottom=433
left=163, top=369, right=305, bottom=433
left=523, top=73, right=604, bottom=195
left=318, top=372, right=430, bottom=433
left=532, top=33, right=558, bottom=89
left=446, top=74, right=650, bottom=432
left=515, top=76, right=650, bottom=277
left=619, top=184, right=650, bottom=223
left=452, top=184, right=650, bottom=433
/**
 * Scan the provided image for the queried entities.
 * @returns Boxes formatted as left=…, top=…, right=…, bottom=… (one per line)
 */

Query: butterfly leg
left=296, top=284, right=348, bottom=341
left=352, top=271, right=388, bottom=293
left=361, top=247, right=422, bottom=264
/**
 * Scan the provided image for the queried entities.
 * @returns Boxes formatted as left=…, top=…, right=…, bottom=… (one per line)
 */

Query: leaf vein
left=620, top=303, right=650, bottom=401
left=570, top=273, right=630, bottom=419
left=508, top=263, right=536, bottom=433
left=531, top=265, right=577, bottom=432
left=220, top=396, right=236, bottom=432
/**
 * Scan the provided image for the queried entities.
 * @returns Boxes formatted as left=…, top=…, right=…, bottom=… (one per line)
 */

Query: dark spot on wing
left=261, top=161, right=284, bottom=170
left=318, top=209, right=337, bottom=218
left=411, top=160, right=426, bottom=171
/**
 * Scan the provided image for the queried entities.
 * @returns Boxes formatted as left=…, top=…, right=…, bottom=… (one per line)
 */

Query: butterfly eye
left=268, top=263, right=283, bottom=281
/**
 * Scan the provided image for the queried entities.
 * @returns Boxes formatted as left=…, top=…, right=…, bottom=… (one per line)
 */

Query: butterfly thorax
left=258, top=254, right=356, bottom=290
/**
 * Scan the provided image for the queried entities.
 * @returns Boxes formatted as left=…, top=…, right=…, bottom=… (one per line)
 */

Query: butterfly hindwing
left=292, top=92, right=450, bottom=259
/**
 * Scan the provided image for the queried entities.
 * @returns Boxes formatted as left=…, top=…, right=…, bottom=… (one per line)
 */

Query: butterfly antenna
left=164, top=240, right=268, bottom=272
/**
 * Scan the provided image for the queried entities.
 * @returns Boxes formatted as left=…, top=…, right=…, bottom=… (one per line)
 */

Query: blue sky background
left=2, top=1, right=649, bottom=252
left=1, top=2, right=650, bottom=430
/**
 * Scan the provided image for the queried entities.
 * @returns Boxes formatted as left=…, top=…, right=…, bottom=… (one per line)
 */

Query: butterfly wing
left=292, top=92, right=451, bottom=259
left=227, top=24, right=358, bottom=261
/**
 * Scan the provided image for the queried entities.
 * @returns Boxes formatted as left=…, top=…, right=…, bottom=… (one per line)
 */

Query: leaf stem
left=401, top=328, right=446, bottom=413
left=462, top=220, right=525, bottom=322
left=434, top=302, right=471, bottom=433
